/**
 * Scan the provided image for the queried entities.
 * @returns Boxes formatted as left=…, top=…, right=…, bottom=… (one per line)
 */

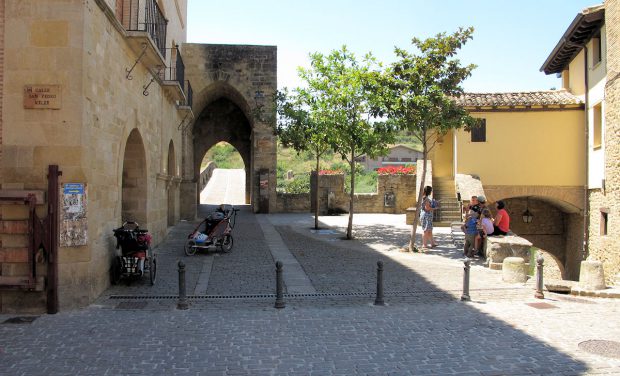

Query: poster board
left=60, top=183, right=88, bottom=247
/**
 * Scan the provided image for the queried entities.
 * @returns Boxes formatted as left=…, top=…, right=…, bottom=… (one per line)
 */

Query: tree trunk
left=314, top=154, right=320, bottom=230
left=409, top=135, right=428, bottom=251
left=347, top=151, right=355, bottom=240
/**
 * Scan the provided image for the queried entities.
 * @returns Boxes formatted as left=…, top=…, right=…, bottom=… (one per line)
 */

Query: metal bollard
left=535, top=252, right=545, bottom=299
left=177, top=261, right=189, bottom=310
left=275, top=261, right=285, bottom=309
left=374, top=261, right=385, bottom=306
left=461, top=258, right=471, bottom=301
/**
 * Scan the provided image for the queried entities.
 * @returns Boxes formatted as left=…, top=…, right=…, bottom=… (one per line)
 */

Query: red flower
left=377, top=165, right=416, bottom=175
left=319, top=169, right=343, bottom=175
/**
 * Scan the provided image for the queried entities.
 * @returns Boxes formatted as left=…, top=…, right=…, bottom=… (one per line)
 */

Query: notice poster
left=60, top=183, right=88, bottom=247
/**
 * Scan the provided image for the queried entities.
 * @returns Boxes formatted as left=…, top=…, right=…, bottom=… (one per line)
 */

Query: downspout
left=583, top=45, right=590, bottom=261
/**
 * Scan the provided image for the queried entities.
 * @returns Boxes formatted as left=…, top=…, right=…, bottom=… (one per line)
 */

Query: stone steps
left=432, top=178, right=462, bottom=224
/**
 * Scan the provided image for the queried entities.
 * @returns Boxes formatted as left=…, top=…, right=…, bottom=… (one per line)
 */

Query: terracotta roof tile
left=454, top=90, right=583, bottom=108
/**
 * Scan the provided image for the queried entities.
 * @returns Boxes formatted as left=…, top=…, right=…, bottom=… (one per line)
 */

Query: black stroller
left=110, top=221, right=157, bottom=285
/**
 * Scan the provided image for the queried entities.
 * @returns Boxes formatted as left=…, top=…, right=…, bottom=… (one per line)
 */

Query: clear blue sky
left=187, top=1, right=599, bottom=93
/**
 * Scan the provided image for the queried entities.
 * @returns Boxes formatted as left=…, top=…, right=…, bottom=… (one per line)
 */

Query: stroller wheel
left=148, top=248, right=157, bottom=286
left=110, top=256, right=122, bottom=285
left=220, top=234, right=233, bottom=253
left=184, top=239, right=197, bottom=256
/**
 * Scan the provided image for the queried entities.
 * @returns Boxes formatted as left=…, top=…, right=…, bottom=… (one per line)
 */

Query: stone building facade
left=181, top=43, right=277, bottom=217
left=0, top=0, right=188, bottom=312
left=0, top=1, right=279, bottom=313
left=590, top=0, right=620, bottom=283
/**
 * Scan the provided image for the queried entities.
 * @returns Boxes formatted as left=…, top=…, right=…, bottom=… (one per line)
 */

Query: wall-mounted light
left=522, top=196, right=533, bottom=223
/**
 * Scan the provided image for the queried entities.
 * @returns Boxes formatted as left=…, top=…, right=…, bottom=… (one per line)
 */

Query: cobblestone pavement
left=1, top=208, right=620, bottom=375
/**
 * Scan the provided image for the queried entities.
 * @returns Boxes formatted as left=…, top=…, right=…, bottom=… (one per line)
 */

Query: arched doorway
left=121, top=129, right=147, bottom=225
left=167, top=140, right=176, bottom=226
left=501, top=196, right=583, bottom=280
left=199, top=142, right=247, bottom=205
left=193, top=96, right=252, bottom=206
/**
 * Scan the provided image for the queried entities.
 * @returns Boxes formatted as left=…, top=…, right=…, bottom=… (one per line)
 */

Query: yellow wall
left=430, top=130, right=454, bottom=178
left=568, top=50, right=586, bottom=99
left=447, top=110, right=585, bottom=186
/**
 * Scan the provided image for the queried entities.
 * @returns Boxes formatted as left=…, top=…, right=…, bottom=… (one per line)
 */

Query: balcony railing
left=183, top=80, right=193, bottom=108
left=161, top=46, right=185, bottom=85
left=116, top=0, right=168, bottom=58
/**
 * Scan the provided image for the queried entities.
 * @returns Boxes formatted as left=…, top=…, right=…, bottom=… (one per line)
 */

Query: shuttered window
left=471, top=119, right=486, bottom=142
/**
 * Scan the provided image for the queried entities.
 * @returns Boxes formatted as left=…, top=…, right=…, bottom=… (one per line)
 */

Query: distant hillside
left=201, top=133, right=421, bottom=193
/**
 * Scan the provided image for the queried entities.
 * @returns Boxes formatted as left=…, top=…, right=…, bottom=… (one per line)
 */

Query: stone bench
left=484, top=235, right=532, bottom=270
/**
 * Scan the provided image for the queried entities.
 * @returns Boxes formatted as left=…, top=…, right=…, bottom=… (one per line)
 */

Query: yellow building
left=432, top=91, right=586, bottom=279
left=432, top=2, right=620, bottom=284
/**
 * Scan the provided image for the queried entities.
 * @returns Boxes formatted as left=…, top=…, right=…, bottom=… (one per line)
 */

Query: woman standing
left=420, top=185, right=438, bottom=249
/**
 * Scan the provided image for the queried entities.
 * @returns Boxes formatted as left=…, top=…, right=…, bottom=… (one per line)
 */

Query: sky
left=187, top=0, right=599, bottom=93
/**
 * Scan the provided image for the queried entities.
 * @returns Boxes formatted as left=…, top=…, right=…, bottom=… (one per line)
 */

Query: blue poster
left=64, top=183, right=84, bottom=195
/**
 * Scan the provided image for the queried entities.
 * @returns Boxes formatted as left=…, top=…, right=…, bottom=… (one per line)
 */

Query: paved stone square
left=1, top=207, right=620, bottom=375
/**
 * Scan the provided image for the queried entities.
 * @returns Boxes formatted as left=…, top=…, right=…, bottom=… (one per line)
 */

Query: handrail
left=117, top=0, right=168, bottom=58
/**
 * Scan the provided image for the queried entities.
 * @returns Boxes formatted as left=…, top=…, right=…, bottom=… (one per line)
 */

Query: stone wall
left=588, top=0, right=620, bottom=285
left=199, top=161, right=217, bottom=193
left=276, top=193, right=310, bottom=212
left=277, top=173, right=416, bottom=214
left=0, top=0, right=188, bottom=312
left=182, top=43, right=277, bottom=216
left=503, top=197, right=583, bottom=280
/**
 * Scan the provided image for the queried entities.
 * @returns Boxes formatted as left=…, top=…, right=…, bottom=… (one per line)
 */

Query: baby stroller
left=184, top=204, right=239, bottom=256
left=110, top=221, right=157, bottom=285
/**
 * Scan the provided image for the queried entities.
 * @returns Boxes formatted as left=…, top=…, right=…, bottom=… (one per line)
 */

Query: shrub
left=377, top=165, right=416, bottom=175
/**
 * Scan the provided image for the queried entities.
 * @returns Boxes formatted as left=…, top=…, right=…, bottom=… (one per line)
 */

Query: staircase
left=432, top=177, right=462, bottom=226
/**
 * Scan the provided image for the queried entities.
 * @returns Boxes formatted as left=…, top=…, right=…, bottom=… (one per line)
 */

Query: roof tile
left=454, top=90, right=583, bottom=107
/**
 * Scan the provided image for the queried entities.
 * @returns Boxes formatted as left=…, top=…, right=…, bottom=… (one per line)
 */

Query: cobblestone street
left=1, top=206, right=620, bottom=375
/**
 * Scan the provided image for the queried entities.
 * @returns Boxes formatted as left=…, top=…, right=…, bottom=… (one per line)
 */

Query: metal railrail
left=161, top=46, right=185, bottom=85
left=184, top=80, right=193, bottom=107
left=117, top=0, right=168, bottom=58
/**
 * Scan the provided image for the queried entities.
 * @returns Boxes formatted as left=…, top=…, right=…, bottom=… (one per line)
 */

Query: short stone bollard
left=274, top=261, right=285, bottom=309
left=177, top=261, right=189, bottom=310
left=502, top=257, right=527, bottom=283
left=374, top=261, right=385, bottom=306
left=535, top=252, right=545, bottom=299
left=461, top=258, right=471, bottom=301
left=579, top=259, right=606, bottom=290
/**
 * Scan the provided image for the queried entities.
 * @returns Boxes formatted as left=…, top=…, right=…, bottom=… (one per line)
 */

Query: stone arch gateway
left=180, top=44, right=277, bottom=218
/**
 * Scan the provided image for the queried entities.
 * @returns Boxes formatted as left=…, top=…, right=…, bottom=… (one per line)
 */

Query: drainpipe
left=583, top=45, right=590, bottom=261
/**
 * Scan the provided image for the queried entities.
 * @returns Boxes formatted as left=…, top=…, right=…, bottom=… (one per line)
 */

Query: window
left=471, top=119, right=486, bottom=142
left=600, top=208, right=608, bottom=236
left=592, top=32, right=602, bottom=65
left=593, top=103, right=602, bottom=149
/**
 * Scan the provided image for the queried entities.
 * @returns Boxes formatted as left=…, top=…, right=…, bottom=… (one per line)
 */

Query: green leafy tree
left=301, top=46, right=397, bottom=239
left=276, top=89, right=331, bottom=229
left=374, top=28, right=479, bottom=251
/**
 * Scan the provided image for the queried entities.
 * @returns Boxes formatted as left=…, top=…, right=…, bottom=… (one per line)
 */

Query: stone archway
left=180, top=43, right=277, bottom=219
left=501, top=196, right=584, bottom=280
left=167, top=140, right=176, bottom=227
left=121, top=129, right=147, bottom=226
left=193, top=97, right=252, bottom=205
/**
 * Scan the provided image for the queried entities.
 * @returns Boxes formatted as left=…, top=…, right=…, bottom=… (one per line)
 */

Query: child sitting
left=475, top=208, right=494, bottom=257
left=461, top=210, right=479, bottom=258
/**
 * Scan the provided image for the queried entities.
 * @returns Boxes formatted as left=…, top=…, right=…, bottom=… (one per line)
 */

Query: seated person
left=491, top=200, right=510, bottom=236
left=475, top=208, right=494, bottom=255
left=461, top=210, right=479, bottom=258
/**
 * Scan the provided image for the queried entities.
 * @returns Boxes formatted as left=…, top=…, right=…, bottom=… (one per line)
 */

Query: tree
left=300, top=46, right=397, bottom=239
left=374, top=27, right=479, bottom=251
left=276, top=89, right=331, bottom=230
